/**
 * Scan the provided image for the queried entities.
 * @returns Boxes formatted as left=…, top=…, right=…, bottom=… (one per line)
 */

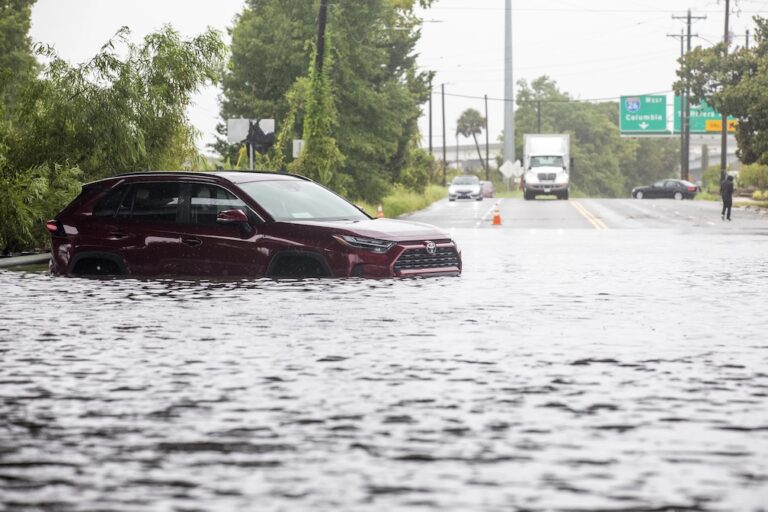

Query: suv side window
left=118, top=182, right=181, bottom=222
left=93, top=185, right=129, bottom=217
left=189, top=184, right=248, bottom=225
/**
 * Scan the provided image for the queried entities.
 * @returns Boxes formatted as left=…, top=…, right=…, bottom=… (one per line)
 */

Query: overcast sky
left=30, top=0, right=763, bottom=156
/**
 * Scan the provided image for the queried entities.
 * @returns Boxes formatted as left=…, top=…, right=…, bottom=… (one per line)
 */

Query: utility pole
left=668, top=29, right=685, bottom=179
left=503, top=0, right=514, bottom=164
left=484, top=94, right=490, bottom=180
left=428, top=77, right=433, bottom=158
left=673, top=9, right=705, bottom=181
left=536, top=100, right=542, bottom=133
left=720, top=0, right=730, bottom=184
left=315, top=0, right=328, bottom=73
left=441, top=83, right=447, bottom=186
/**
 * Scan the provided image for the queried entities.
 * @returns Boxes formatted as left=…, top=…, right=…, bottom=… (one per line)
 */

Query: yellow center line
left=571, top=201, right=608, bottom=230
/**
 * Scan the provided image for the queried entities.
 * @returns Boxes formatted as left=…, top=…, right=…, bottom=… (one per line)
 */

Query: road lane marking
left=476, top=199, right=503, bottom=227
left=571, top=201, right=608, bottom=230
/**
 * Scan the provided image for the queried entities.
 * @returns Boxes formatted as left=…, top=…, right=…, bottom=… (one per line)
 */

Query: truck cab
left=522, top=134, right=570, bottom=200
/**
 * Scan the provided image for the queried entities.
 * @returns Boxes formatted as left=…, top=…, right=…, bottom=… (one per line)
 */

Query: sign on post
left=226, top=118, right=276, bottom=170
left=619, top=95, right=669, bottom=134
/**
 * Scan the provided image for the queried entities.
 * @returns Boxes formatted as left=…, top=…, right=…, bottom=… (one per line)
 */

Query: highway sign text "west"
left=620, top=95, right=668, bottom=134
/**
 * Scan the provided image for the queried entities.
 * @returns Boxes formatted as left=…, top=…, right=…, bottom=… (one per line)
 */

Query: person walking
left=721, top=174, right=734, bottom=221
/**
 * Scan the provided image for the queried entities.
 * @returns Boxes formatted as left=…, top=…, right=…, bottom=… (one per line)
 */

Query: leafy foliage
left=678, top=16, right=768, bottom=167
left=0, top=160, right=81, bottom=253
left=514, top=76, right=678, bottom=196
left=8, top=26, right=226, bottom=181
left=456, top=108, right=488, bottom=176
left=217, top=0, right=433, bottom=202
left=739, top=163, right=768, bottom=190
left=288, top=45, right=346, bottom=192
left=0, top=0, right=38, bottom=109
left=0, top=23, right=226, bottom=252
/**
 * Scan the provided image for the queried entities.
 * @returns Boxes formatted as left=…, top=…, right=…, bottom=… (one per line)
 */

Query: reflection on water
left=1, top=229, right=767, bottom=511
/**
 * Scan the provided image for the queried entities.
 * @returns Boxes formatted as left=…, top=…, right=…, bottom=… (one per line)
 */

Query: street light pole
left=484, top=94, right=490, bottom=180
left=503, top=0, right=514, bottom=164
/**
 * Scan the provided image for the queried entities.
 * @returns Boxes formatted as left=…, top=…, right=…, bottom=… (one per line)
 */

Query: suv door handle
left=109, top=230, right=129, bottom=240
left=181, top=236, right=202, bottom=247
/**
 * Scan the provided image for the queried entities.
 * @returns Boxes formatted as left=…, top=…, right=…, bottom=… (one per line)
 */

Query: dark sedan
left=632, top=179, right=699, bottom=200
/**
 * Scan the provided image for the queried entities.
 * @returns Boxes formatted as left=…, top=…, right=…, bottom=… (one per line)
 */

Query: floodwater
left=1, top=229, right=767, bottom=511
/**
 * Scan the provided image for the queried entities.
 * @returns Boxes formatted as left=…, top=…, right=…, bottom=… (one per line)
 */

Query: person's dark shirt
left=721, top=179, right=734, bottom=201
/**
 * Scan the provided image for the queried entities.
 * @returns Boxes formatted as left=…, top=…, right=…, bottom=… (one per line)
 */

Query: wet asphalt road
left=2, top=197, right=768, bottom=511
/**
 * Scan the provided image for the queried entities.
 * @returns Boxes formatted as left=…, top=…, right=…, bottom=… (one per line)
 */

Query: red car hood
left=294, top=218, right=451, bottom=242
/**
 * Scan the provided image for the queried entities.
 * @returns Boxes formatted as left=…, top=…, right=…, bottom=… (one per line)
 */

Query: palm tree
left=456, top=108, right=488, bottom=178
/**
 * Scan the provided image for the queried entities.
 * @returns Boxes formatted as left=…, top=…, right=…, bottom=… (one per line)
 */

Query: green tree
left=288, top=41, right=345, bottom=191
left=0, top=0, right=38, bottom=109
left=677, top=17, right=768, bottom=174
left=217, top=0, right=433, bottom=202
left=456, top=108, right=488, bottom=178
left=0, top=25, right=226, bottom=252
left=9, top=26, right=226, bottom=181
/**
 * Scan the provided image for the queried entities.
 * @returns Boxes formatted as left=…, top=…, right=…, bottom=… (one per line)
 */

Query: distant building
left=426, top=142, right=502, bottom=173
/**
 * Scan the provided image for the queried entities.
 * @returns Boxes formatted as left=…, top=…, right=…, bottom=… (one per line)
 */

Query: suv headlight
left=333, top=234, right=395, bottom=254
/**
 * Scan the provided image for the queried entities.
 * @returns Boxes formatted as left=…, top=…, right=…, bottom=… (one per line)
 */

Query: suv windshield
left=530, top=156, right=564, bottom=168
left=238, top=180, right=368, bottom=222
left=452, top=176, right=479, bottom=185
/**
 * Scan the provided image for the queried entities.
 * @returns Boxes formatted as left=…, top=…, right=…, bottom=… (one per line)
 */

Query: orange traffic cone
left=492, top=205, right=502, bottom=225
left=376, top=204, right=384, bottom=218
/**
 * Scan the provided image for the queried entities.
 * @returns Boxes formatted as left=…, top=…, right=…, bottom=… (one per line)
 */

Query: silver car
left=448, top=175, right=483, bottom=201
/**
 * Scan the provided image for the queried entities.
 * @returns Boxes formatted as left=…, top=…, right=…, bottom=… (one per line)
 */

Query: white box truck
left=522, top=134, right=570, bottom=200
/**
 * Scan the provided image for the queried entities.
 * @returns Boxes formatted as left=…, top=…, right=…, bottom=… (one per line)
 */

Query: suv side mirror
left=216, top=209, right=249, bottom=224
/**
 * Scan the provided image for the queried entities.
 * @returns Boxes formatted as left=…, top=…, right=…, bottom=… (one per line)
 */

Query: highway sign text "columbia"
left=619, top=95, right=669, bottom=135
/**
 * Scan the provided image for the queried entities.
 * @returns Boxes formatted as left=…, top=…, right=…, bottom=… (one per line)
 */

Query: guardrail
left=0, top=253, right=51, bottom=269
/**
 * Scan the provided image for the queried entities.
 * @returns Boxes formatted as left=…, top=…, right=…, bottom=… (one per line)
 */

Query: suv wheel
left=72, top=257, right=123, bottom=276
left=268, top=254, right=330, bottom=279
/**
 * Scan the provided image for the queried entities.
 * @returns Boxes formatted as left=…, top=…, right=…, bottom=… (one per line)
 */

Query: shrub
left=0, top=162, right=81, bottom=254
left=753, top=190, right=765, bottom=201
left=740, top=164, right=768, bottom=191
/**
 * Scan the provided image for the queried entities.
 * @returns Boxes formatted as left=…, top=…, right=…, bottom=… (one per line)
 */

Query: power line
left=431, top=90, right=674, bottom=104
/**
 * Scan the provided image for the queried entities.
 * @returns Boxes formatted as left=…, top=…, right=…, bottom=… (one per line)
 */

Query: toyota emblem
left=425, top=241, right=437, bottom=255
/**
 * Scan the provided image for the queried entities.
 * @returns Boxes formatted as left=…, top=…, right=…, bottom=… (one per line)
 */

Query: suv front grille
left=393, top=246, right=460, bottom=271
left=538, top=173, right=556, bottom=181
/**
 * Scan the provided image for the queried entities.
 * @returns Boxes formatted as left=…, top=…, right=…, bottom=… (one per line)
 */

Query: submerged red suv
left=47, top=171, right=461, bottom=278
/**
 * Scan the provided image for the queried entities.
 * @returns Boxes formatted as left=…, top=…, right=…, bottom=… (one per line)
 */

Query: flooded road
left=2, top=221, right=768, bottom=510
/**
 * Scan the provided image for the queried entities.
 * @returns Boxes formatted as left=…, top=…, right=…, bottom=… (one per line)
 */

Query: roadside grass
left=359, top=184, right=446, bottom=218
left=695, top=191, right=720, bottom=201
left=736, top=200, right=768, bottom=209
left=494, top=189, right=523, bottom=199
left=696, top=191, right=768, bottom=209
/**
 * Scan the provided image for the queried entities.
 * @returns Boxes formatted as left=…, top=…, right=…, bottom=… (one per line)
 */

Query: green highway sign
left=620, top=95, right=669, bottom=134
left=673, top=97, right=737, bottom=134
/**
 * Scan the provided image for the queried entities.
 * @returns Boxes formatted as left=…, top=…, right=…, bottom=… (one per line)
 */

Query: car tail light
left=46, top=220, right=66, bottom=237
left=687, top=186, right=696, bottom=191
